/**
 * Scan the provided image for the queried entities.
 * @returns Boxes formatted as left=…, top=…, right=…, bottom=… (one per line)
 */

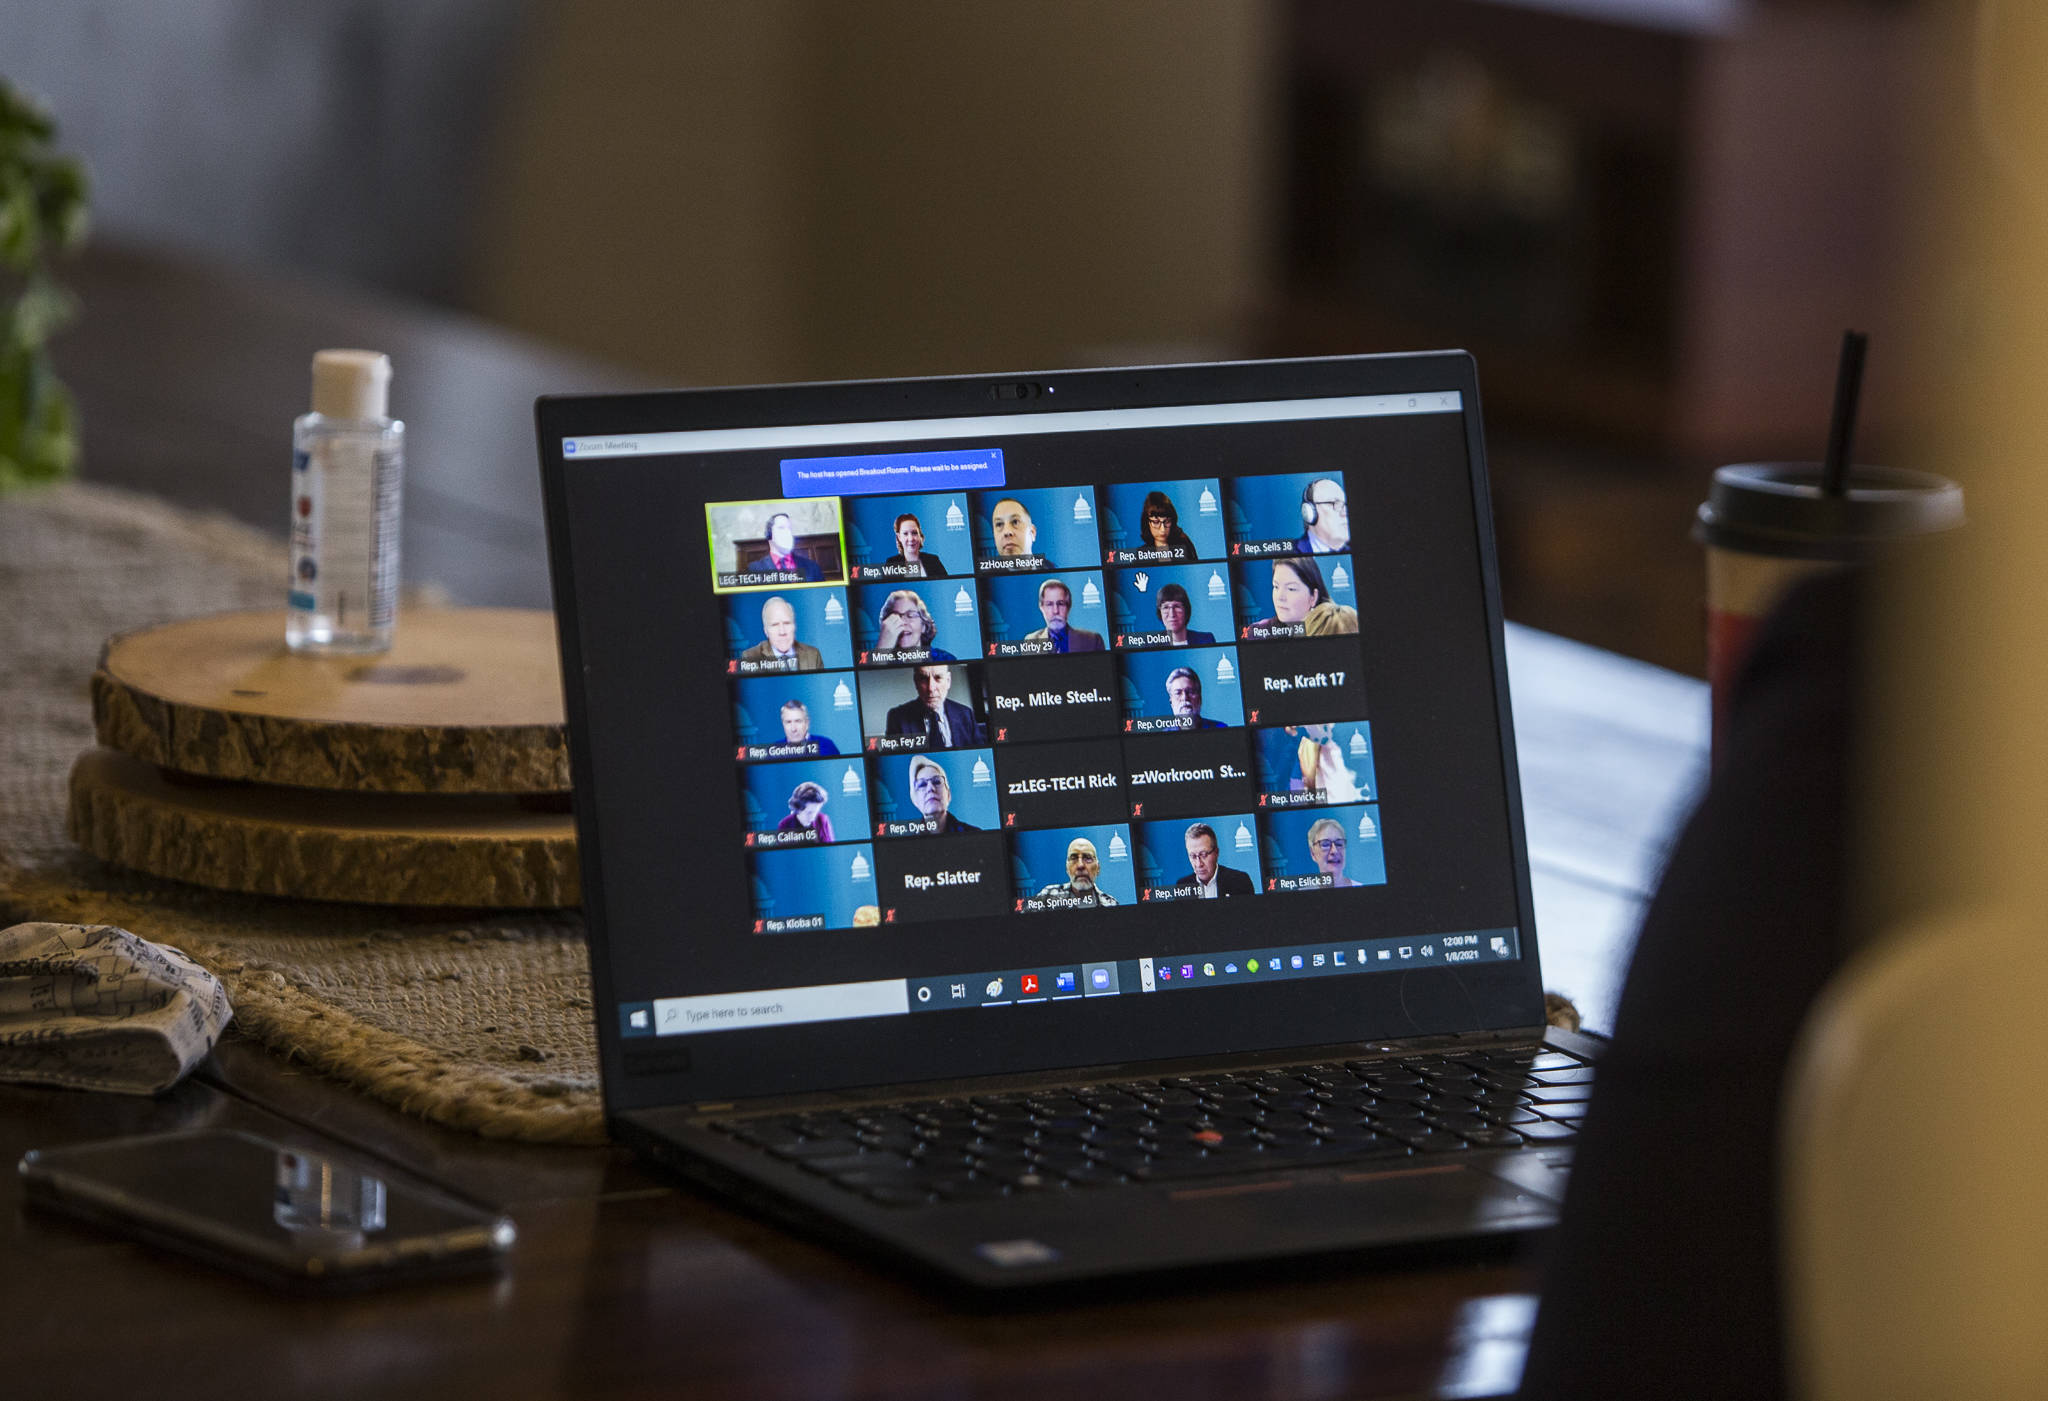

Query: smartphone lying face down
left=19, top=1129, right=515, bottom=1292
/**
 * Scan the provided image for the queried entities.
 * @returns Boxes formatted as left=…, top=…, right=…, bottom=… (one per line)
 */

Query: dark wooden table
left=6, top=244, right=1707, bottom=1400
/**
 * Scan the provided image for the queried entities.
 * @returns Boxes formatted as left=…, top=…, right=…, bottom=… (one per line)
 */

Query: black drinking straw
left=1822, top=330, right=1868, bottom=497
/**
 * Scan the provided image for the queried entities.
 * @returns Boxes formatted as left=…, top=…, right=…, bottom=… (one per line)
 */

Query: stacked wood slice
left=68, top=608, right=577, bottom=907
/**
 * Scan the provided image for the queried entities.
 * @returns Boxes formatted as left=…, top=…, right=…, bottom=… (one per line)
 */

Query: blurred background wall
left=0, top=0, right=1936, bottom=676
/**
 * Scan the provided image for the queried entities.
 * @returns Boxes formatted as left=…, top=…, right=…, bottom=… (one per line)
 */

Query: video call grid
left=713, top=470, right=1380, bottom=931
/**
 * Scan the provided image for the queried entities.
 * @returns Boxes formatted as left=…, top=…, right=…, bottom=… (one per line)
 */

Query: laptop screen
left=540, top=358, right=1543, bottom=1107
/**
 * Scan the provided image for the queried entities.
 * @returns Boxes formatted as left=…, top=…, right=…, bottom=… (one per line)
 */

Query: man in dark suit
left=746, top=512, right=823, bottom=580
left=1292, top=478, right=1350, bottom=556
left=882, top=513, right=948, bottom=578
left=883, top=664, right=981, bottom=748
left=736, top=595, right=823, bottom=671
left=1173, top=822, right=1254, bottom=897
left=1022, top=578, right=1105, bottom=652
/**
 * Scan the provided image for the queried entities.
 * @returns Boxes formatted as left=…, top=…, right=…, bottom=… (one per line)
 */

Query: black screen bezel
left=535, top=353, right=1545, bottom=1115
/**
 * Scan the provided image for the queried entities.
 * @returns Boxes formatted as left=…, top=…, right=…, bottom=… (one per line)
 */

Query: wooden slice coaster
left=92, top=607, right=567, bottom=794
left=67, top=748, right=579, bottom=907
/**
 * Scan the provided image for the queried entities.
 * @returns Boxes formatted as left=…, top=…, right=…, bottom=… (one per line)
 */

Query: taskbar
left=619, top=926, right=1520, bottom=1040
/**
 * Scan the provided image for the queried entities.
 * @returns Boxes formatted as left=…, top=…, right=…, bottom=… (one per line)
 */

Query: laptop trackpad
left=1151, top=1159, right=1563, bottom=1251
left=1468, top=1147, right=1575, bottom=1205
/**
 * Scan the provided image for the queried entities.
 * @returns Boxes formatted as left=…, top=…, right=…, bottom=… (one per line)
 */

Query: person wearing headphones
left=1293, top=479, right=1350, bottom=554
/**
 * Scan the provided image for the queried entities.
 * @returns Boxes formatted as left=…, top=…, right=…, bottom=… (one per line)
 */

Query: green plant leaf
left=0, top=85, right=56, bottom=145
left=9, top=271, right=76, bottom=350
left=0, top=167, right=39, bottom=271
left=39, top=157, right=89, bottom=251
left=0, top=75, right=86, bottom=491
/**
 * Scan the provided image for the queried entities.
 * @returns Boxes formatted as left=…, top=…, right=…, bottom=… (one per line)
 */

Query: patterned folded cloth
left=0, top=922, right=232, bottom=1094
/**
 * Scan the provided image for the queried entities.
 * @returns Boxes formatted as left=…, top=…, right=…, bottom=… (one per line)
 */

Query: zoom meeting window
left=717, top=470, right=1380, bottom=934
left=560, top=396, right=1520, bottom=1032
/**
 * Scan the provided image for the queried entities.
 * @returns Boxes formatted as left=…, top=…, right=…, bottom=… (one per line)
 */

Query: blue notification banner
left=782, top=448, right=1006, bottom=498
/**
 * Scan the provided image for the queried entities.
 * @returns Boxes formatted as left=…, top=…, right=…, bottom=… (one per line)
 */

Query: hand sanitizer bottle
left=287, top=350, right=404, bottom=653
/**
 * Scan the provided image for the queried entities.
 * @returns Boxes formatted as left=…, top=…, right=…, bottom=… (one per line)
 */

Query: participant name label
left=1259, top=790, right=1332, bottom=809
left=1006, top=772, right=1117, bottom=794
left=1127, top=715, right=1229, bottom=735
left=733, top=656, right=804, bottom=675
left=720, top=568, right=809, bottom=588
left=1270, top=874, right=1335, bottom=893
left=1259, top=670, right=1346, bottom=693
left=900, top=869, right=983, bottom=890
left=1017, top=891, right=1114, bottom=914
left=743, top=740, right=832, bottom=761
left=992, top=687, right=1111, bottom=710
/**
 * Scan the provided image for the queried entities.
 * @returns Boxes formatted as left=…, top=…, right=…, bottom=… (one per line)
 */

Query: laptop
left=534, top=352, right=1598, bottom=1291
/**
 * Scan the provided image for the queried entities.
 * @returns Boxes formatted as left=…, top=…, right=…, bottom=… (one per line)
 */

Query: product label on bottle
left=287, top=436, right=401, bottom=635
left=369, top=445, right=402, bottom=629
left=288, top=447, right=319, bottom=613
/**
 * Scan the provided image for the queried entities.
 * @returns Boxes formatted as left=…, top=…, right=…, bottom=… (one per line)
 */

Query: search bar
left=651, top=979, right=908, bottom=1037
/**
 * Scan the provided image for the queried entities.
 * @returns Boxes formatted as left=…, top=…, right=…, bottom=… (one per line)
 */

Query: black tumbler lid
left=1693, top=462, right=1964, bottom=560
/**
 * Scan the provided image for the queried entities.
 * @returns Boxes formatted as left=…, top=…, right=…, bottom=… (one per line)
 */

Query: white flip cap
left=310, top=349, right=392, bottom=421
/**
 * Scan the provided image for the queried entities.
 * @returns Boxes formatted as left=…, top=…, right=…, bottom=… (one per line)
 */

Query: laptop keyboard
left=707, top=1045, right=1590, bottom=1208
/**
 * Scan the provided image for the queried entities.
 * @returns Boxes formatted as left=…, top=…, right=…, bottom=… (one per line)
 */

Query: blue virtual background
left=840, top=491, right=974, bottom=574
left=980, top=569, right=1110, bottom=646
left=1253, top=721, right=1377, bottom=800
left=1106, top=561, right=1234, bottom=646
left=1258, top=802, right=1387, bottom=886
left=1009, top=823, right=1138, bottom=906
left=1222, top=470, right=1348, bottom=548
left=721, top=586, right=856, bottom=669
left=1118, top=645, right=1246, bottom=725
left=1133, top=812, right=1263, bottom=894
left=850, top=578, right=984, bottom=660
left=729, top=670, right=864, bottom=755
left=747, top=843, right=879, bottom=930
left=870, top=748, right=1002, bottom=830
left=1100, top=479, right=1228, bottom=559
left=1230, top=553, right=1358, bottom=629
left=738, top=756, right=874, bottom=841
left=969, top=485, right=1102, bottom=568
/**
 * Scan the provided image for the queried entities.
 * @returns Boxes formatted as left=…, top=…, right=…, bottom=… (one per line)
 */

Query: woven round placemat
left=0, top=484, right=603, bottom=1144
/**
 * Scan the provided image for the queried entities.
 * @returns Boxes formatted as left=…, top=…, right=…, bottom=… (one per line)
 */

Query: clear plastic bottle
left=287, top=350, right=404, bottom=652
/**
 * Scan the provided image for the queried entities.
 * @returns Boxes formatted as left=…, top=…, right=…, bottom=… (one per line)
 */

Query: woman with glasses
left=874, top=589, right=956, bottom=659
left=1305, top=816, right=1358, bottom=888
left=1137, top=490, right=1197, bottom=560
left=1153, top=582, right=1216, bottom=647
